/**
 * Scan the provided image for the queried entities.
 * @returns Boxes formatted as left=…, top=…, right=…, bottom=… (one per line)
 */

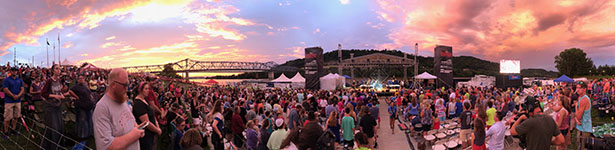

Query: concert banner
left=304, top=47, right=323, bottom=89
left=434, top=45, right=454, bottom=88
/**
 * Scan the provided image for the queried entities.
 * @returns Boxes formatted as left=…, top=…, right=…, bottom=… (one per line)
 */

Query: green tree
left=158, top=63, right=182, bottom=79
left=554, top=48, right=594, bottom=77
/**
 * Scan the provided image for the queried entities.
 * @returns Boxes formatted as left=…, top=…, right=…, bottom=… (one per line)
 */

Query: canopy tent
left=342, top=75, right=351, bottom=79
left=554, top=75, right=574, bottom=82
left=60, top=58, right=74, bottom=66
left=290, top=72, right=305, bottom=82
left=573, top=77, right=588, bottom=82
left=320, top=73, right=346, bottom=90
left=271, top=74, right=292, bottom=89
left=271, top=74, right=291, bottom=82
left=415, top=72, right=437, bottom=79
left=82, top=63, right=99, bottom=70
left=204, top=79, right=218, bottom=84
left=334, top=73, right=346, bottom=88
left=289, top=72, right=305, bottom=89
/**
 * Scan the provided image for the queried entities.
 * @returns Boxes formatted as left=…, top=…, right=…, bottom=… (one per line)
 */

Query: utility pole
left=53, top=43, right=56, bottom=65
left=58, top=32, right=61, bottom=65
left=414, top=43, right=419, bottom=89
left=13, top=47, right=16, bottom=66
left=46, top=38, right=49, bottom=67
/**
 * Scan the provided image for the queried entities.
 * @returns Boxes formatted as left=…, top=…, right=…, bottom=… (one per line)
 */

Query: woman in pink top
left=554, top=95, right=570, bottom=150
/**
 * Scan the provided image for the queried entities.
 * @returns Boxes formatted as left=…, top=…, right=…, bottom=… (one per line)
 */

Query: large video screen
left=500, top=60, right=520, bottom=74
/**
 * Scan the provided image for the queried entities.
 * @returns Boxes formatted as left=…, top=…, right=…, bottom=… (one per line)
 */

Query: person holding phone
left=133, top=82, right=162, bottom=150
left=93, top=68, right=145, bottom=150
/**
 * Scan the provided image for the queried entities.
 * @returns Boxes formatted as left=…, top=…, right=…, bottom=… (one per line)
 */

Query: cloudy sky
left=1, top=0, right=614, bottom=71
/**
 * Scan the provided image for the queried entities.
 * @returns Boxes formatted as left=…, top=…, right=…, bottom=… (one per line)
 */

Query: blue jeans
left=75, top=108, right=93, bottom=139
left=42, top=100, right=64, bottom=150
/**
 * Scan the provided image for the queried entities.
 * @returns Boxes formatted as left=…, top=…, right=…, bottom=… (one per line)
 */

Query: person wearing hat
left=267, top=118, right=287, bottom=150
left=574, top=81, right=592, bottom=150
left=510, top=101, right=565, bottom=150
left=3, top=67, right=24, bottom=137
left=287, top=104, right=302, bottom=130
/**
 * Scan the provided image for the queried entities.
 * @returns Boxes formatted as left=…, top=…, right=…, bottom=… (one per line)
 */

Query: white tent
left=271, top=74, right=291, bottom=89
left=320, top=73, right=346, bottom=90
left=61, top=58, right=73, bottom=66
left=333, top=73, right=346, bottom=88
left=289, top=72, right=305, bottom=89
left=415, top=72, right=437, bottom=79
left=271, top=74, right=291, bottom=82
left=320, top=73, right=337, bottom=90
left=290, top=72, right=305, bottom=82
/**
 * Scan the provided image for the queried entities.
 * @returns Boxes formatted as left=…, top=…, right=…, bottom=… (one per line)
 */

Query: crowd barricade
left=0, top=115, right=93, bottom=150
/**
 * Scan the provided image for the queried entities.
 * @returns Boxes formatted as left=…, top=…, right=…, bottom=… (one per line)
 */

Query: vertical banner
left=304, top=47, right=323, bottom=89
left=434, top=45, right=454, bottom=88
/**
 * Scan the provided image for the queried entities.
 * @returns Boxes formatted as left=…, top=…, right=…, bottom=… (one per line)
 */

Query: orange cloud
left=278, top=46, right=304, bottom=58
left=100, top=42, right=122, bottom=48
left=105, top=36, right=116, bottom=40
left=183, top=3, right=255, bottom=41
left=0, top=0, right=192, bottom=56
left=63, top=41, right=74, bottom=48
left=375, top=0, right=615, bottom=60
left=79, top=39, right=272, bottom=68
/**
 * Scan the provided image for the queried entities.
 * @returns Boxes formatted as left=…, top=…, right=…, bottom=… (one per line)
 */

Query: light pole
left=414, top=43, right=419, bottom=89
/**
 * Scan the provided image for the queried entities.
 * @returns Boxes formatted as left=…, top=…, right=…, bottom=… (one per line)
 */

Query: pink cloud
left=374, top=0, right=615, bottom=67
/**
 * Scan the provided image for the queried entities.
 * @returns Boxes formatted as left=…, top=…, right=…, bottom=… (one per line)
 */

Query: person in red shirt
left=426, top=90, right=433, bottom=99
left=231, top=106, right=245, bottom=147
left=146, top=78, right=162, bottom=121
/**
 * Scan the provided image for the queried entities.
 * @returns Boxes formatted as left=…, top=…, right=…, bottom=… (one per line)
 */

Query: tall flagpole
left=46, top=38, right=49, bottom=67
left=53, top=43, right=56, bottom=65
left=58, top=32, right=61, bottom=65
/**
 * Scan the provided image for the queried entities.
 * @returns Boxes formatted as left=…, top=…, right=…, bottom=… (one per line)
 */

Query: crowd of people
left=393, top=79, right=614, bottom=150
left=93, top=68, right=388, bottom=150
left=0, top=63, right=613, bottom=150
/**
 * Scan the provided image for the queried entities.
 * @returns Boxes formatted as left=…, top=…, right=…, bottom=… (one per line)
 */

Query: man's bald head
left=107, top=68, right=129, bottom=103
left=108, top=68, right=128, bottom=82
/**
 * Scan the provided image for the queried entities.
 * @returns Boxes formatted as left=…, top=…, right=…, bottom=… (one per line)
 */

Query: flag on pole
left=58, top=32, right=61, bottom=65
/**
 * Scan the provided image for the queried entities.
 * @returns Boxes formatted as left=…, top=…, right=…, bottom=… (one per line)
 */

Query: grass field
left=0, top=115, right=95, bottom=150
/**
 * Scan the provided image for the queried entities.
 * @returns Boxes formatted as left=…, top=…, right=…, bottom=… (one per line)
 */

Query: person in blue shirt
left=455, top=98, right=463, bottom=117
left=388, top=103, right=397, bottom=134
left=3, top=68, right=24, bottom=136
left=173, top=117, right=186, bottom=150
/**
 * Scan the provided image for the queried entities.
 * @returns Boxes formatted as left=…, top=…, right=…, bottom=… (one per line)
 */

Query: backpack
left=316, top=129, right=336, bottom=150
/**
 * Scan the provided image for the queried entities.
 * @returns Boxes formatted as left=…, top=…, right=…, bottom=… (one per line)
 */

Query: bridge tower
left=268, top=72, right=274, bottom=80
left=184, top=59, right=190, bottom=82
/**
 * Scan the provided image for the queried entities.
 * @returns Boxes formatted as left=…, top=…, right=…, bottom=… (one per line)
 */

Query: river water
left=190, top=79, right=266, bottom=85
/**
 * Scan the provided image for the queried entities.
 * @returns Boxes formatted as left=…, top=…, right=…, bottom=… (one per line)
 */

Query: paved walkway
left=376, top=97, right=411, bottom=150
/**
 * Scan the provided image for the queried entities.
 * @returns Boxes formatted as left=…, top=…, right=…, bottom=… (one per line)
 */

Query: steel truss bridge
left=122, top=58, right=297, bottom=80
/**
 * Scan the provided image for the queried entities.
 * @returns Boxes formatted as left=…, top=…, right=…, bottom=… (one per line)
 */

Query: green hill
left=208, top=49, right=558, bottom=79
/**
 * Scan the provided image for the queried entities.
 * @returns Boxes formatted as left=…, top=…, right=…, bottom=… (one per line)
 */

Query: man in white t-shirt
left=93, top=69, right=145, bottom=150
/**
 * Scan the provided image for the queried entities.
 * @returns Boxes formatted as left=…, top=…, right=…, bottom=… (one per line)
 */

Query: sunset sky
left=1, top=0, right=614, bottom=71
